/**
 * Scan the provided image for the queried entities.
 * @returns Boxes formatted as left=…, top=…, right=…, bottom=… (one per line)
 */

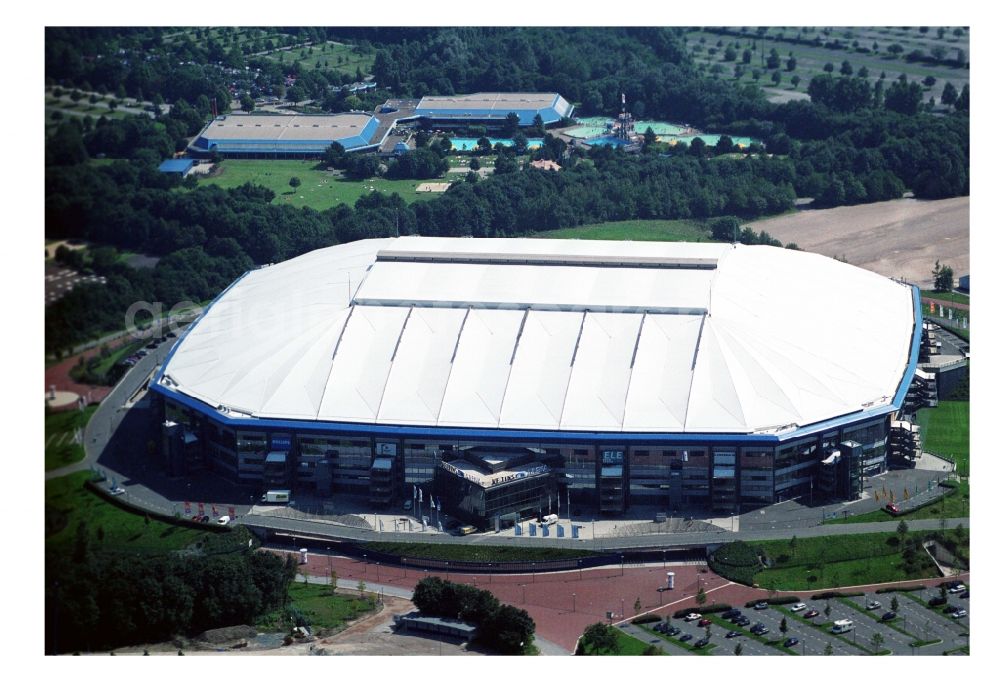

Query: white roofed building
left=153, top=237, right=921, bottom=516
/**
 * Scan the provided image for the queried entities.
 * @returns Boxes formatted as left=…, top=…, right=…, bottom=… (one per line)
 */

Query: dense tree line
left=412, top=576, right=535, bottom=655
left=46, top=526, right=297, bottom=654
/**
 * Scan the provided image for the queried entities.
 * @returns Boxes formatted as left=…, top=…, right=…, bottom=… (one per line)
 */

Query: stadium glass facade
left=160, top=395, right=893, bottom=515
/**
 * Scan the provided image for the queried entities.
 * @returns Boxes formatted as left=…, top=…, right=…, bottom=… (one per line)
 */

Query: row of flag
left=411, top=484, right=442, bottom=512
left=183, top=501, right=236, bottom=518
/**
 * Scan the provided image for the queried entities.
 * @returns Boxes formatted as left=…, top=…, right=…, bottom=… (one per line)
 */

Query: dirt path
left=748, top=196, right=968, bottom=288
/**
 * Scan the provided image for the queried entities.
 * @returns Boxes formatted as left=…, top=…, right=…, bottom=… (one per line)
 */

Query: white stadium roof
left=158, top=237, right=915, bottom=435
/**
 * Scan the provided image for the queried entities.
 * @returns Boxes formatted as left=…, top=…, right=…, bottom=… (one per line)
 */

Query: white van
left=217, top=515, right=231, bottom=525
left=261, top=489, right=291, bottom=504
left=831, top=619, right=854, bottom=634
left=541, top=514, right=559, bottom=526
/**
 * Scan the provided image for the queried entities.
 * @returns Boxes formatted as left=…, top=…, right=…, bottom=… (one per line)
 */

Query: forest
left=46, top=526, right=298, bottom=654
left=44, top=27, right=969, bottom=354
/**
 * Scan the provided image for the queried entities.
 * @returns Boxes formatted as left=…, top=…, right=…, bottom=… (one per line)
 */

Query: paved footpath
left=288, top=549, right=766, bottom=653
left=286, top=549, right=970, bottom=655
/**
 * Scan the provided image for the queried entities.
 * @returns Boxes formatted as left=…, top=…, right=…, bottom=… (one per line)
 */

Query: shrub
left=875, top=584, right=925, bottom=594
left=672, top=603, right=732, bottom=619
left=743, top=595, right=800, bottom=607
left=632, top=613, right=661, bottom=624
left=709, top=540, right=764, bottom=585
left=811, top=591, right=864, bottom=600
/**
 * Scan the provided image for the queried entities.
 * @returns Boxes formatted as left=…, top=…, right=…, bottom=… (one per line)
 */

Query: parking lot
left=622, top=583, right=970, bottom=657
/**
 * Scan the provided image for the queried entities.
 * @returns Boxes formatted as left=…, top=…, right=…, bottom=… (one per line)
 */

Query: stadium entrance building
left=152, top=238, right=920, bottom=516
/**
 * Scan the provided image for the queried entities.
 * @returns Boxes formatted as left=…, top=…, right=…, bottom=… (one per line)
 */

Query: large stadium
left=152, top=238, right=920, bottom=529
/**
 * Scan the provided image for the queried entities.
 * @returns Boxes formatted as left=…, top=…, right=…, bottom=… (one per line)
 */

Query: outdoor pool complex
left=450, top=137, right=544, bottom=151
left=566, top=117, right=755, bottom=148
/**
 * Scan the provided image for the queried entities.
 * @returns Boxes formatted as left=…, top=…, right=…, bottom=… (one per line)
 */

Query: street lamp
left=520, top=584, right=526, bottom=604
left=376, top=562, right=380, bottom=582
left=620, top=598, right=625, bottom=619
left=572, top=592, right=576, bottom=613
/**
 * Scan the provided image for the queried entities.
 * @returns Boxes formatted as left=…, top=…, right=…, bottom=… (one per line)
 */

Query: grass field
left=45, top=406, right=97, bottom=471
left=920, top=290, right=969, bottom=305
left=685, top=27, right=969, bottom=106
left=257, top=582, right=377, bottom=632
left=917, top=401, right=969, bottom=475
left=264, top=41, right=375, bottom=77
left=750, top=531, right=942, bottom=591
left=45, top=471, right=205, bottom=556
left=833, top=481, right=969, bottom=524
left=577, top=626, right=660, bottom=655
left=70, top=338, right=144, bottom=383
left=532, top=219, right=711, bottom=242
left=196, top=160, right=454, bottom=210
left=360, top=541, right=596, bottom=563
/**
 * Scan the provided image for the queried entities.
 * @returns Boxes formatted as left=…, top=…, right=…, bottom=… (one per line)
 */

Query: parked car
left=881, top=611, right=897, bottom=622
left=951, top=609, right=967, bottom=619
left=753, top=601, right=768, bottom=610
left=217, top=515, right=231, bottom=525
left=960, top=591, right=970, bottom=599
left=678, top=634, right=693, bottom=642
left=803, top=609, right=820, bottom=619
left=752, top=626, right=769, bottom=636
left=784, top=637, right=799, bottom=648
left=697, top=618, right=712, bottom=627
left=721, top=609, right=741, bottom=619
left=735, top=617, right=751, bottom=627
left=666, top=627, right=681, bottom=637
left=725, top=630, right=741, bottom=639
left=885, top=502, right=900, bottom=514
left=109, top=486, right=126, bottom=496
left=403, top=499, right=412, bottom=510
left=944, top=605, right=961, bottom=615
left=949, top=583, right=967, bottom=593
left=866, top=600, right=882, bottom=610
left=929, top=597, right=947, bottom=607
left=685, top=613, right=702, bottom=622
left=694, top=638, right=710, bottom=648
left=790, top=603, right=807, bottom=612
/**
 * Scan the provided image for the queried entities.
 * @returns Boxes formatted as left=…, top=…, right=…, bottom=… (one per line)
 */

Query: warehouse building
left=412, top=92, right=574, bottom=128
left=188, top=113, right=383, bottom=158
left=152, top=237, right=920, bottom=517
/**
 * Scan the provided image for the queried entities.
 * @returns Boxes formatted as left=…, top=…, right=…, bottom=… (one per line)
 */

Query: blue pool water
left=449, top=137, right=544, bottom=151
left=586, top=137, right=631, bottom=147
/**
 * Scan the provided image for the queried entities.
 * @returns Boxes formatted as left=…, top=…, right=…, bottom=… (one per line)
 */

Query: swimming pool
left=586, top=137, right=631, bottom=147
left=449, top=137, right=544, bottom=151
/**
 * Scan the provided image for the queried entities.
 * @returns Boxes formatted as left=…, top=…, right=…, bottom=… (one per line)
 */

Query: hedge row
left=743, top=595, right=800, bottom=607
left=632, top=614, right=662, bottom=624
left=876, top=584, right=926, bottom=594
left=810, top=591, right=865, bottom=600
left=671, top=603, right=732, bottom=619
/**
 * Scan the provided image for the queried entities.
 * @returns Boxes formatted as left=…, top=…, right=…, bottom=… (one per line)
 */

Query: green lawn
left=750, top=531, right=942, bottom=591
left=45, top=405, right=97, bottom=471
left=70, top=338, right=144, bottom=383
left=578, top=627, right=661, bottom=655
left=45, top=471, right=205, bottom=556
left=360, top=541, right=595, bottom=563
left=532, top=219, right=711, bottom=242
left=195, top=160, right=453, bottom=210
left=265, top=41, right=375, bottom=77
left=833, top=481, right=969, bottom=524
left=257, top=581, right=377, bottom=631
left=920, top=290, right=969, bottom=305
left=917, top=401, right=969, bottom=475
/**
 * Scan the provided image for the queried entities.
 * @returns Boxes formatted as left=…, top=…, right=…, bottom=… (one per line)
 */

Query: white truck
left=261, top=489, right=291, bottom=504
